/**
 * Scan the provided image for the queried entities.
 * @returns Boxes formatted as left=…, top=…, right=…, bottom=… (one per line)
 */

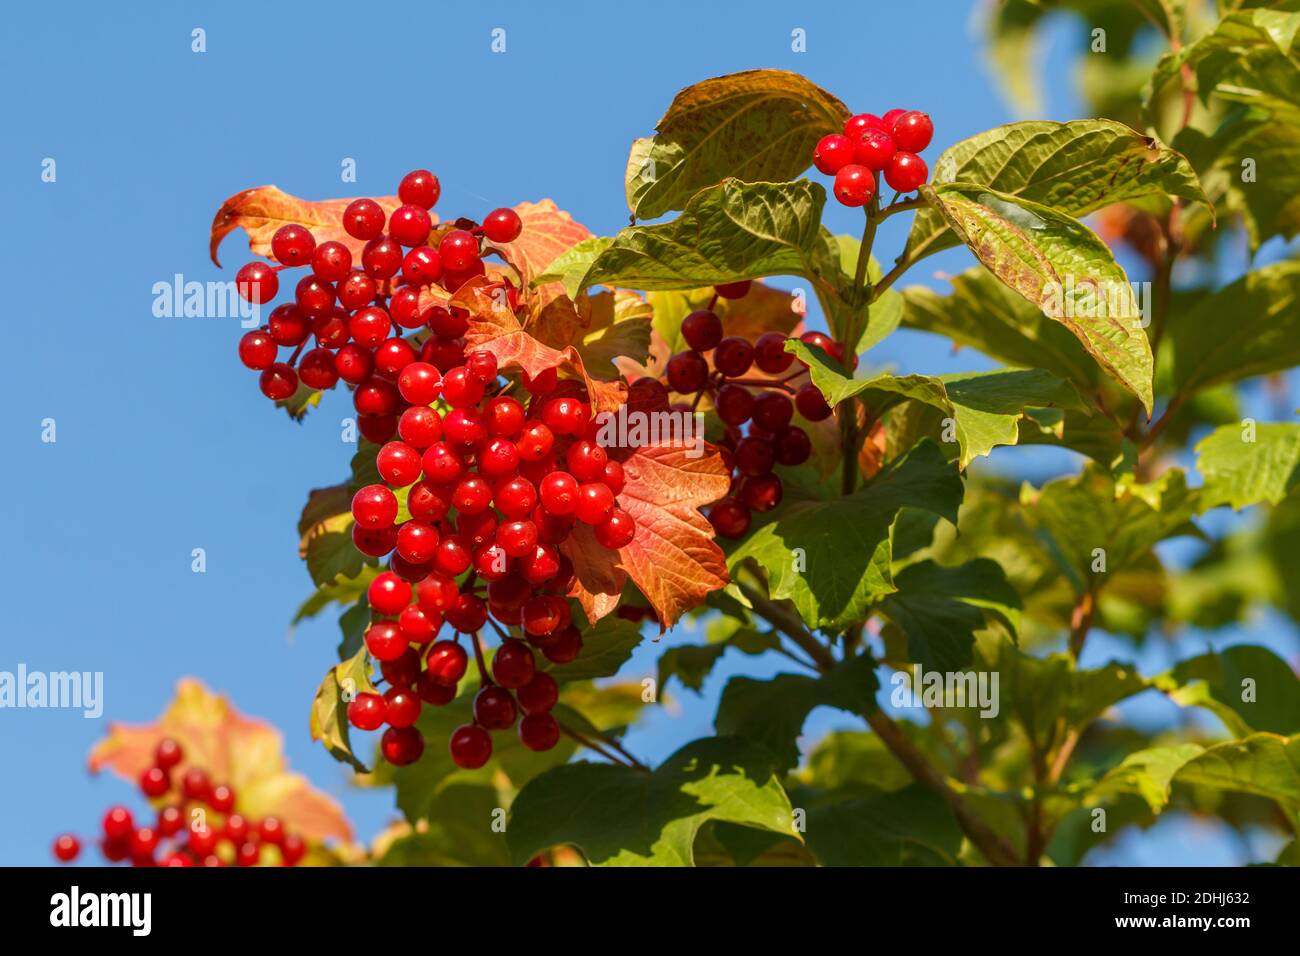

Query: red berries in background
left=55, top=738, right=308, bottom=866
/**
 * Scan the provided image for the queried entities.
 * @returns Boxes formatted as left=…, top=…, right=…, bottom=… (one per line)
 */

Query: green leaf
left=1146, top=8, right=1300, bottom=124
left=787, top=339, right=1086, bottom=467
left=1032, top=465, right=1200, bottom=591
left=373, top=784, right=511, bottom=867
left=902, top=267, right=1108, bottom=399
left=728, top=440, right=963, bottom=629
left=292, top=566, right=377, bottom=626
left=1088, top=743, right=1207, bottom=813
left=803, top=784, right=962, bottom=866
left=878, top=558, right=1022, bottom=672
left=713, top=655, right=879, bottom=773
left=568, top=179, right=839, bottom=297
left=541, top=615, right=643, bottom=683
left=505, top=736, right=799, bottom=866
left=1174, top=732, right=1300, bottom=809
left=798, top=730, right=913, bottom=793
left=1163, top=645, right=1300, bottom=736
left=624, top=69, right=849, bottom=221
left=1195, top=422, right=1300, bottom=510
left=299, top=483, right=368, bottom=588
left=906, top=119, right=1208, bottom=264
left=1171, top=262, right=1300, bottom=396
left=308, top=647, right=374, bottom=773
left=276, top=381, right=322, bottom=421
left=533, top=237, right=614, bottom=299
left=920, top=182, right=1154, bottom=412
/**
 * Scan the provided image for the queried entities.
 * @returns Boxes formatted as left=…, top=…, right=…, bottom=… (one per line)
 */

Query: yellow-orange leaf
left=88, top=678, right=352, bottom=843
left=209, top=185, right=408, bottom=267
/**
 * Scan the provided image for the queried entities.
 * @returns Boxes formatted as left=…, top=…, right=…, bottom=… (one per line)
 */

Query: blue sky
left=2, top=0, right=1294, bottom=866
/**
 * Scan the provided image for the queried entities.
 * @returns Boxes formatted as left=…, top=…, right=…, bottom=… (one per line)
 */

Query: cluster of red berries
left=233, top=167, right=524, bottom=420
left=663, top=283, right=840, bottom=540
left=344, top=368, right=638, bottom=770
left=52, top=738, right=306, bottom=867
left=813, top=109, right=934, bottom=207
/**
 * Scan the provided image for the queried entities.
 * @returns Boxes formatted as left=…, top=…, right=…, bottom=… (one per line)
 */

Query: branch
left=737, top=579, right=1022, bottom=867
left=1067, top=590, right=1096, bottom=659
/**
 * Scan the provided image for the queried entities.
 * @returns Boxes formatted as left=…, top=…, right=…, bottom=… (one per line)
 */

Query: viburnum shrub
left=212, top=10, right=1300, bottom=868
left=55, top=680, right=352, bottom=866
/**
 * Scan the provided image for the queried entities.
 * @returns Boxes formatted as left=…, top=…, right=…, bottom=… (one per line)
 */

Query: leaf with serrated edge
left=505, top=736, right=798, bottom=866
left=209, top=185, right=405, bottom=267
left=1195, top=422, right=1300, bottom=510
left=921, top=182, right=1153, bottom=412
left=626, top=69, right=849, bottom=220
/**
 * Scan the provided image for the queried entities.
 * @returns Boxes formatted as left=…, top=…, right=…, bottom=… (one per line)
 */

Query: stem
left=738, top=578, right=1022, bottom=867
left=871, top=252, right=919, bottom=302
left=725, top=377, right=796, bottom=393
left=558, top=722, right=646, bottom=770
left=469, top=629, right=494, bottom=686
left=1067, top=590, right=1096, bottom=659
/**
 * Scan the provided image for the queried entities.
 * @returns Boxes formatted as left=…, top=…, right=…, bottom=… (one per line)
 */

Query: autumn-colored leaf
left=454, top=277, right=629, bottom=412
left=209, top=185, right=407, bottom=267
left=561, top=387, right=732, bottom=629
left=88, top=678, right=352, bottom=843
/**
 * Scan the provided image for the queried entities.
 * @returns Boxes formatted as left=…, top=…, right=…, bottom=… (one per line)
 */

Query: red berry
left=522, top=595, right=566, bottom=637
left=381, top=650, right=421, bottom=691
left=140, top=766, right=170, bottom=798
left=235, top=261, right=278, bottom=304
left=337, top=270, right=376, bottom=310
left=343, top=198, right=386, bottom=241
left=352, top=484, right=398, bottom=529
left=884, top=152, right=928, bottom=193
left=399, top=604, right=440, bottom=643
left=518, top=422, right=555, bottom=461
left=348, top=692, right=387, bottom=731
left=402, top=246, right=443, bottom=285
left=541, top=625, right=582, bottom=664
left=181, top=767, right=211, bottom=802
left=452, top=476, right=494, bottom=515
left=299, top=348, right=340, bottom=390
left=209, top=783, right=236, bottom=813
left=493, top=477, right=537, bottom=521
left=389, top=204, right=432, bottom=247
left=375, top=338, right=417, bottom=380
left=355, top=377, right=401, bottom=416
left=396, top=521, right=440, bottom=564
left=854, top=128, right=897, bottom=172
left=398, top=169, right=441, bottom=209
left=735, top=437, right=775, bottom=476
left=258, top=816, right=285, bottom=845
left=271, top=224, right=315, bottom=266
left=742, top=473, right=784, bottom=512
left=466, top=350, right=499, bottom=384
left=267, top=304, right=311, bottom=346
left=154, top=738, right=184, bottom=769
left=891, top=111, right=933, bottom=152
left=595, top=508, right=636, bottom=549
left=833, top=164, right=875, bottom=207
left=516, top=672, right=558, bottom=715
left=399, top=406, right=444, bottom=448
left=754, top=331, right=794, bottom=374
left=795, top=383, right=833, bottom=421
left=362, top=236, right=403, bottom=280
left=377, top=441, right=423, bottom=487
left=259, top=363, right=298, bottom=401
left=497, top=520, right=539, bottom=558
left=295, top=274, right=336, bottom=317
left=752, top=391, right=794, bottom=431
left=390, top=286, right=425, bottom=328
left=353, top=523, right=398, bottom=558
left=713, top=337, right=754, bottom=377
left=383, top=687, right=422, bottom=728
left=434, top=535, right=473, bottom=576
left=381, top=726, right=424, bottom=766
left=601, top=460, right=626, bottom=496
left=493, top=639, right=537, bottom=688
left=425, top=641, right=468, bottom=685
left=103, top=806, right=133, bottom=841
left=334, top=343, right=374, bottom=384
left=438, top=229, right=479, bottom=272
left=442, top=367, right=484, bottom=409
left=539, top=471, right=580, bottom=515
left=365, top=620, right=408, bottom=661
left=473, top=685, right=518, bottom=730
left=522, top=367, right=558, bottom=395
left=575, top=482, right=615, bottom=524
left=715, top=383, right=754, bottom=425
left=666, top=351, right=710, bottom=393
left=349, top=306, right=392, bottom=348
left=519, top=713, right=561, bottom=752
left=417, top=672, right=457, bottom=706
left=311, top=240, right=352, bottom=281
left=681, top=310, right=723, bottom=352
left=709, top=497, right=752, bottom=538
left=449, top=724, right=492, bottom=769
left=368, top=571, right=411, bottom=616
left=238, top=329, right=277, bottom=370
left=53, top=834, right=81, bottom=862
left=280, top=834, right=307, bottom=866
left=445, top=592, right=488, bottom=633
left=881, top=108, right=907, bottom=126
left=813, top=133, right=855, bottom=174
left=845, top=112, right=885, bottom=137
left=715, top=280, right=752, bottom=300
left=566, top=441, right=608, bottom=482
left=129, top=827, right=159, bottom=862
left=542, top=397, right=587, bottom=436
left=485, top=396, right=525, bottom=437
left=482, top=207, right=523, bottom=243
left=358, top=413, right=399, bottom=444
